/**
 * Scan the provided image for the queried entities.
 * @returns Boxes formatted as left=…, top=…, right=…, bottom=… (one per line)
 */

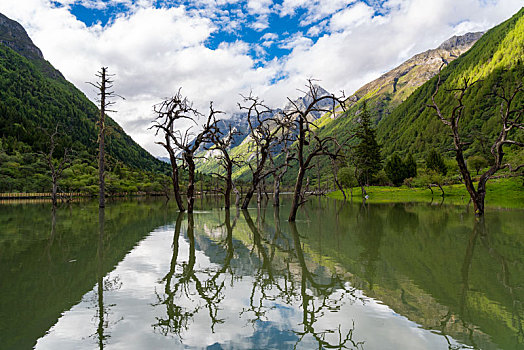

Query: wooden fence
left=0, top=192, right=166, bottom=200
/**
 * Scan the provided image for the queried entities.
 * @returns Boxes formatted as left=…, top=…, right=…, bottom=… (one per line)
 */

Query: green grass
left=328, top=177, right=524, bottom=209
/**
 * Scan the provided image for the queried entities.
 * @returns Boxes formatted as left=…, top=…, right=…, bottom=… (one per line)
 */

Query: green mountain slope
left=0, top=13, right=166, bottom=173
left=377, top=7, right=524, bottom=158
left=316, top=31, right=482, bottom=130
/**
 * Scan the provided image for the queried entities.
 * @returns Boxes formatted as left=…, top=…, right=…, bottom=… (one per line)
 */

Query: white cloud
left=261, top=32, right=278, bottom=40
left=277, top=0, right=352, bottom=24
left=0, top=0, right=522, bottom=157
left=330, top=2, right=374, bottom=31
left=279, top=32, right=312, bottom=50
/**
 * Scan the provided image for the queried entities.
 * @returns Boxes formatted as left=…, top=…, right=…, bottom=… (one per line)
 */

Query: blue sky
left=65, top=0, right=377, bottom=61
left=1, top=0, right=522, bottom=155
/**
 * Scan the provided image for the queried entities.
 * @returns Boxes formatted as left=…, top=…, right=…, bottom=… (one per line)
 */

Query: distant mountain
left=315, top=31, right=483, bottom=135
left=0, top=12, right=167, bottom=173
left=195, top=85, right=333, bottom=176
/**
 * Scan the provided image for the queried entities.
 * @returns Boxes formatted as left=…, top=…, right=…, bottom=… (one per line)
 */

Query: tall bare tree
left=88, top=67, right=122, bottom=208
left=428, top=71, right=523, bottom=215
left=285, top=81, right=346, bottom=221
left=153, top=91, right=221, bottom=213
left=152, top=90, right=192, bottom=212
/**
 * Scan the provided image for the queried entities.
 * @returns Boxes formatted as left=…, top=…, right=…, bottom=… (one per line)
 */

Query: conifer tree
left=384, top=154, right=405, bottom=186
left=354, top=103, right=382, bottom=186
left=404, top=153, right=417, bottom=178
left=425, top=150, right=447, bottom=175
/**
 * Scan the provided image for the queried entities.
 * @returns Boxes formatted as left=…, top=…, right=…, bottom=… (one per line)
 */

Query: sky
left=0, top=0, right=522, bottom=156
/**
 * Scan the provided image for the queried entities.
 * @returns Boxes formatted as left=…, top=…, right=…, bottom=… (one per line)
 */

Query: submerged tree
left=285, top=81, right=346, bottom=221
left=208, top=124, right=242, bottom=209
left=428, top=72, right=523, bottom=215
left=88, top=67, right=122, bottom=208
left=269, top=140, right=293, bottom=207
left=239, top=94, right=286, bottom=210
left=152, top=90, right=192, bottom=212
left=41, top=126, right=72, bottom=206
left=153, top=91, right=221, bottom=213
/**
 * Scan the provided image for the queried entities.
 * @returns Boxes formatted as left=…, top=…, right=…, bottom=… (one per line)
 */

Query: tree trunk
left=359, top=181, right=367, bottom=198
left=289, top=167, right=306, bottom=222
left=185, top=154, right=196, bottom=213
left=437, top=183, right=445, bottom=197
left=168, top=151, right=185, bottom=212
left=316, top=159, right=321, bottom=194
left=453, top=134, right=485, bottom=215
left=273, top=175, right=281, bottom=207
left=96, top=207, right=105, bottom=346
left=241, top=186, right=255, bottom=209
left=51, top=179, right=58, bottom=207
left=332, top=169, right=346, bottom=201
left=257, top=184, right=262, bottom=208
left=98, top=68, right=106, bottom=209
left=224, top=164, right=232, bottom=209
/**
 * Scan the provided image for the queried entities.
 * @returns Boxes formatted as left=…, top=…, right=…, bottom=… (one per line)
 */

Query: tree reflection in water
left=154, top=205, right=366, bottom=348
left=288, top=221, right=364, bottom=350
left=153, top=210, right=237, bottom=337
left=439, top=217, right=523, bottom=350
left=92, top=207, right=123, bottom=349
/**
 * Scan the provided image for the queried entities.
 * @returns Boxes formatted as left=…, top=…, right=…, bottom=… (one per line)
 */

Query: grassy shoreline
left=328, top=177, right=524, bottom=209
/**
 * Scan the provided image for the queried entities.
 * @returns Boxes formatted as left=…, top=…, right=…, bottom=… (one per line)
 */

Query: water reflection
left=288, top=221, right=365, bottom=349
left=0, top=197, right=522, bottom=349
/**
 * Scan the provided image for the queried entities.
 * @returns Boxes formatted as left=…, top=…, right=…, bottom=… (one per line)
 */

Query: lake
left=1, top=196, right=522, bottom=349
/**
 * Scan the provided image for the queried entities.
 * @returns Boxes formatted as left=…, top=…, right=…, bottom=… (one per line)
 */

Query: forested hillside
left=0, top=13, right=170, bottom=193
left=378, top=8, right=524, bottom=158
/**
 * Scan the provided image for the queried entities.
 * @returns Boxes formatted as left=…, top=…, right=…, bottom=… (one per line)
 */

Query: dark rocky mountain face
left=0, top=13, right=63, bottom=80
left=0, top=13, right=43, bottom=60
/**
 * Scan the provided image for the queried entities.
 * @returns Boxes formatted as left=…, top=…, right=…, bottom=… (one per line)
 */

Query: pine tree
left=384, top=154, right=405, bottom=186
left=425, top=150, right=447, bottom=175
left=354, top=103, right=382, bottom=185
left=404, top=153, right=417, bottom=178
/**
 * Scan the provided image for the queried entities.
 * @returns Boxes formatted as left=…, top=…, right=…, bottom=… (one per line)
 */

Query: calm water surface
left=1, top=196, right=522, bottom=349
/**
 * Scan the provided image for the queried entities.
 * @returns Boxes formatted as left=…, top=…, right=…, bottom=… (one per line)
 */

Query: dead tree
left=41, top=126, right=72, bottom=206
left=152, top=90, right=192, bottom=212
left=88, top=67, right=122, bottom=208
left=269, top=135, right=294, bottom=207
left=239, top=94, right=286, bottom=210
left=428, top=71, right=523, bottom=215
left=153, top=91, right=221, bottom=213
left=329, top=149, right=347, bottom=201
left=208, top=124, right=242, bottom=209
left=179, top=104, right=221, bottom=213
left=286, top=81, right=346, bottom=221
